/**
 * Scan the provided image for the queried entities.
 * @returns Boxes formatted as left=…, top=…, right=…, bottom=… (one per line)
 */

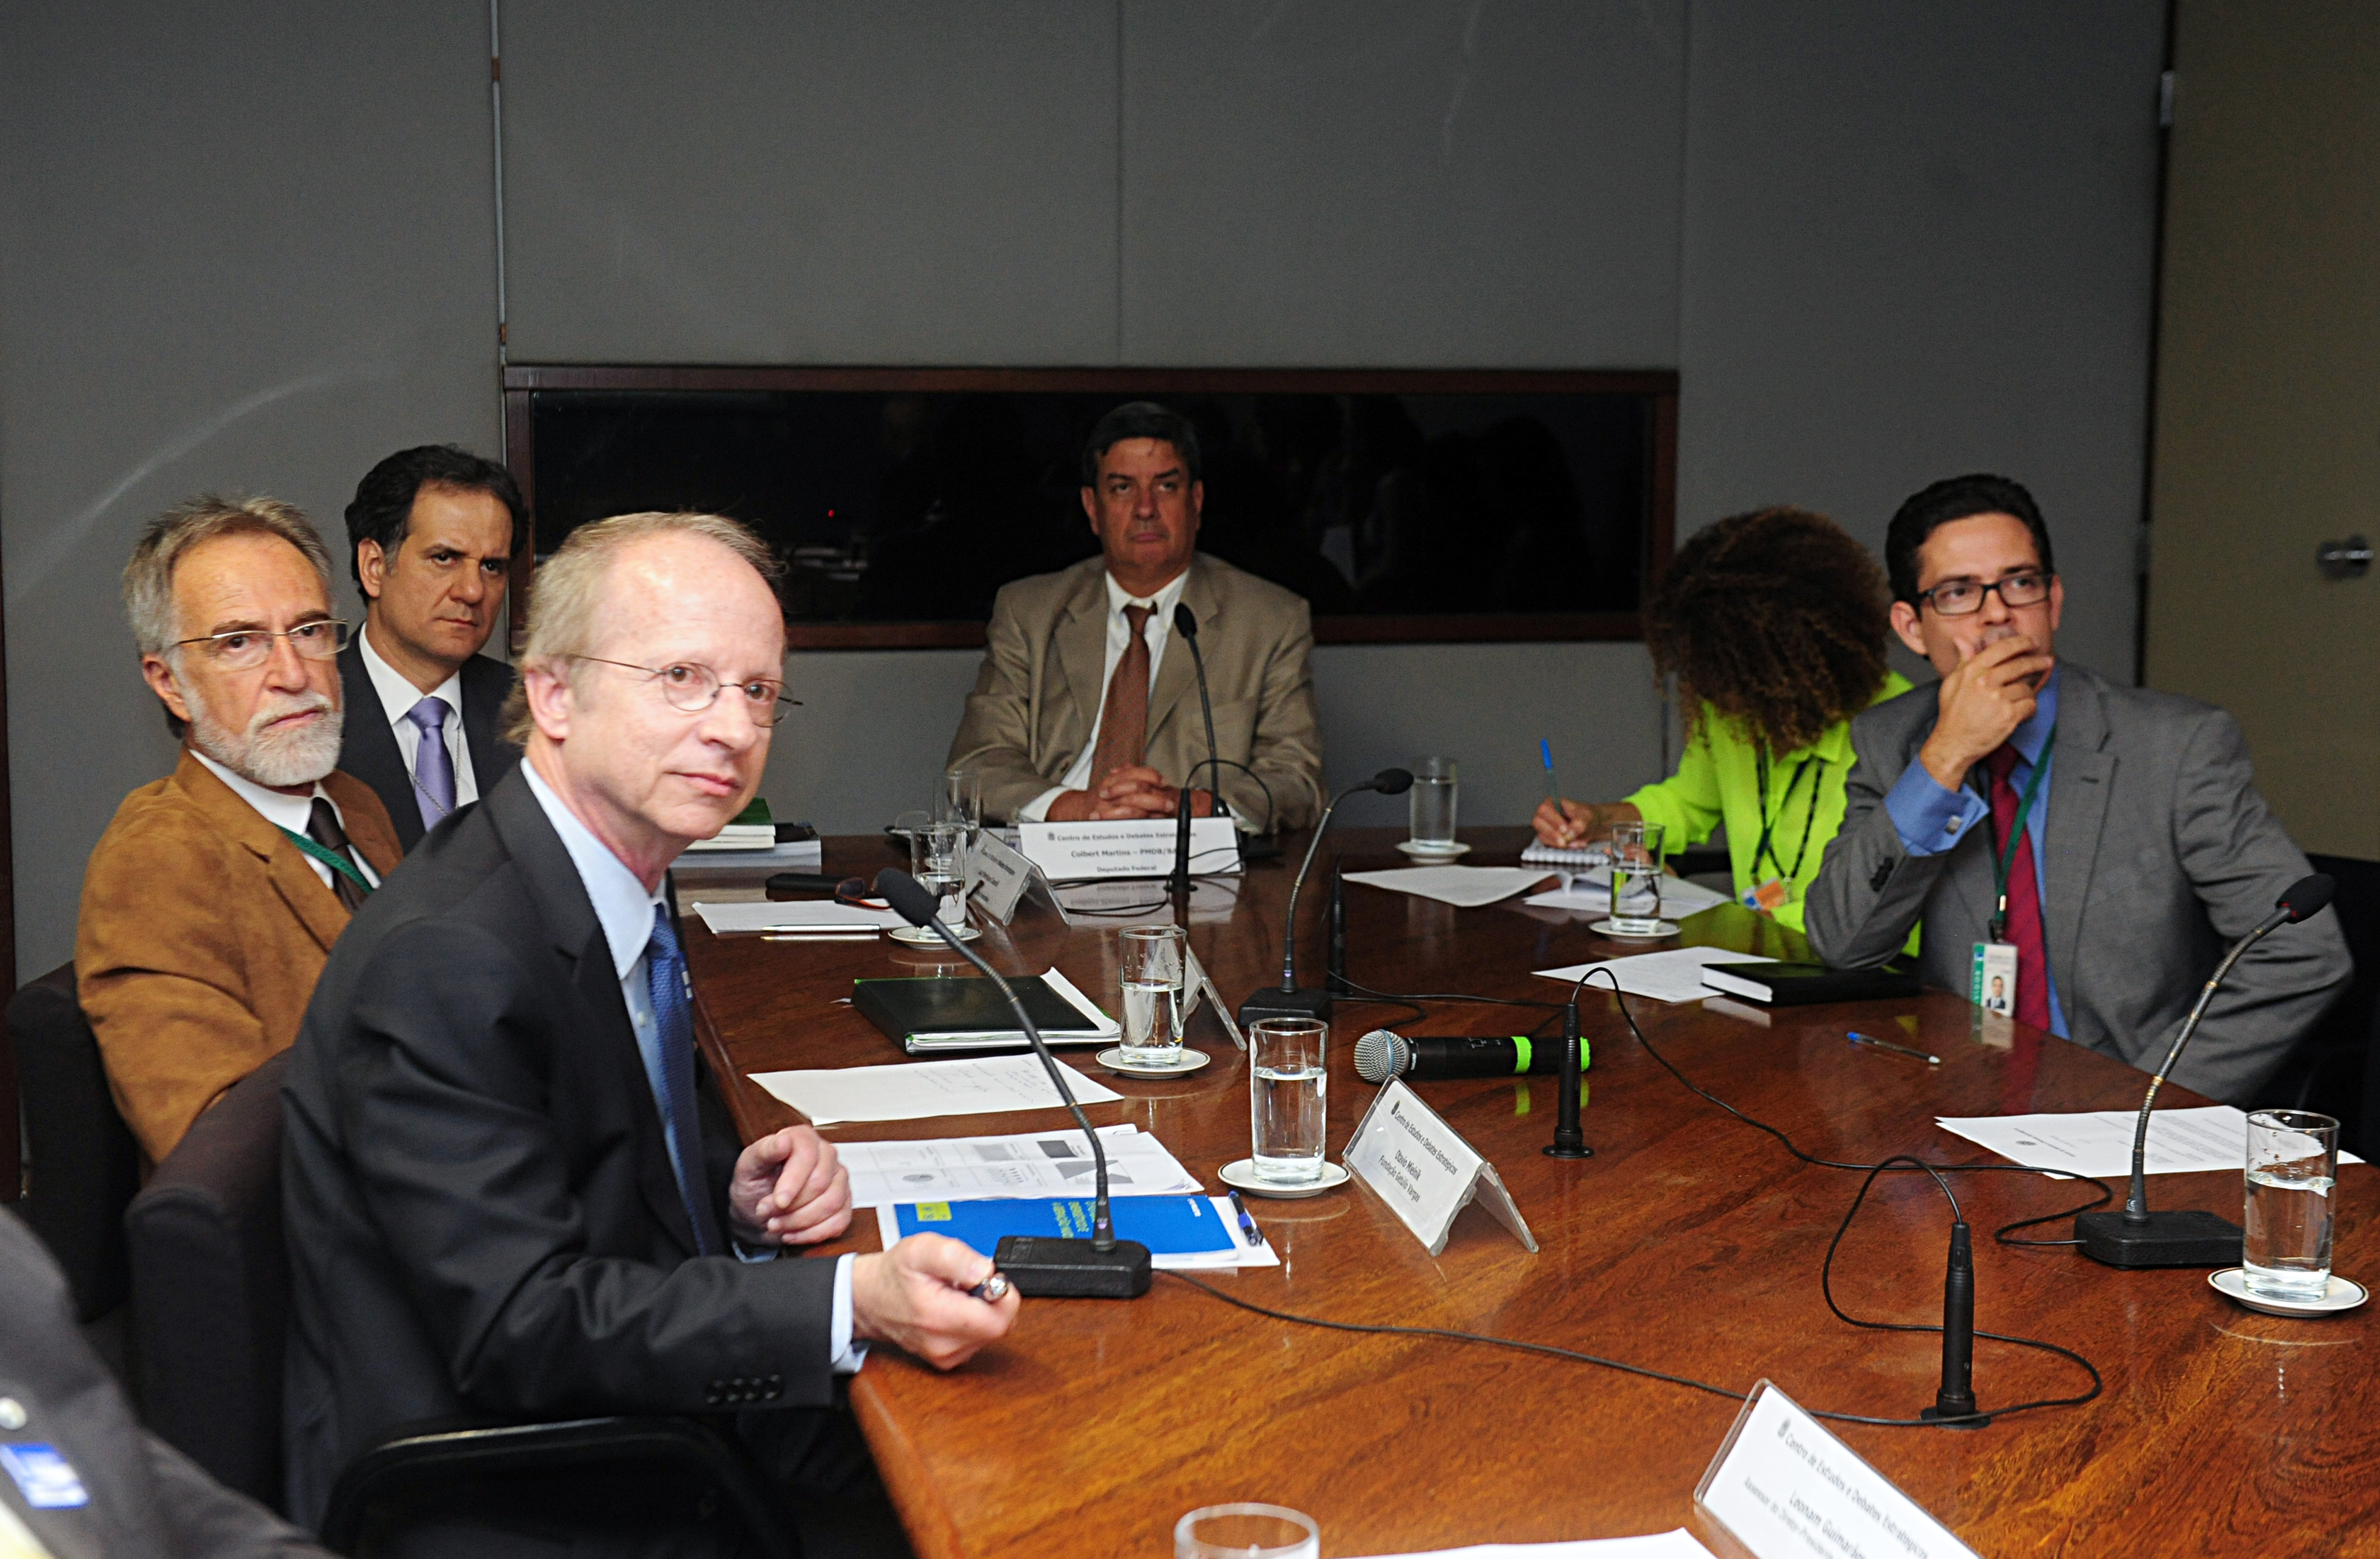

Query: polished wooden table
left=682, top=828, right=2377, bottom=1559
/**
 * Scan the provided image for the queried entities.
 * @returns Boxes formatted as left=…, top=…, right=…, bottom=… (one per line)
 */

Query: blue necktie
left=405, top=696, right=457, bottom=830
left=645, top=906, right=722, bottom=1256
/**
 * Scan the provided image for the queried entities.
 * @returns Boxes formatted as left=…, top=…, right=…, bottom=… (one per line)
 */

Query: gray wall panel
left=1676, top=2, right=2165, bottom=679
left=1119, top=0, right=1685, bottom=367
left=500, top=0, right=1121, bottom=365
left=0, top=0, right=500, bottom=979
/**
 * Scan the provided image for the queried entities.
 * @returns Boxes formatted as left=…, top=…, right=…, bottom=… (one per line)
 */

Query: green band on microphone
left=1511, top=1036, right=1531, bottom=1073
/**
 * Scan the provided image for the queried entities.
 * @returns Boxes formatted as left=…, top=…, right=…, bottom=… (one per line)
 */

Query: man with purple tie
left=335, top=444, right=525, bottom=850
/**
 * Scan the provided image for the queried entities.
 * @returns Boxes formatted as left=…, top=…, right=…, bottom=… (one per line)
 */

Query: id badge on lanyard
left=1968, top=727, right=2054, bottom=1022
left=1741, top=751, right=1818, bottom=917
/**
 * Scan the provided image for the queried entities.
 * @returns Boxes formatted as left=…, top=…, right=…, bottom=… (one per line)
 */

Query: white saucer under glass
left=1395, top=840, right=1469, bottom=861
left=1219, top=1158, right=1350, bottom=1199
left=1096, top=1045, right=1212, bottom=1078
left=888, top=921, right=980, bottom=945
left=2209, top=1267, right=2370, bottom=1317
left=1589, top=917, right=1679, bottom=940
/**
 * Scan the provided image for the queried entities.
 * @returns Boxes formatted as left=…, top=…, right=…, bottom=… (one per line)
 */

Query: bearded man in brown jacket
left=77, top=496, right=402, bottom=1165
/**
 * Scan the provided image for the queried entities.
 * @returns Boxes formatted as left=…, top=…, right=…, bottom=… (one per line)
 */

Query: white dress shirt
left=1019, top=567, right=1192, bottom=822
left=521, top=764, right=863, bottom=1374
left=357, top=624, right=480, bottom=810
left=189, top=749, right=381, bottom=893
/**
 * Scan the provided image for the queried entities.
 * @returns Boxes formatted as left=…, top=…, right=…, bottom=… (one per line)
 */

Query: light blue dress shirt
left=1881, top=667, right=2068, bottom=1037
left=522, top=764, right=862, bottom=1372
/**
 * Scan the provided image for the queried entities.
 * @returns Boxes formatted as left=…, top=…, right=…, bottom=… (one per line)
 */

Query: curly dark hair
left=1645, top=506, right=1892, bottom=756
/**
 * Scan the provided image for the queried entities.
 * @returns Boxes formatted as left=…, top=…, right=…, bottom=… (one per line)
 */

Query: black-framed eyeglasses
left=1912, top=570, right=2053, bottom=617
left=174, top=618, right=351, bottom=669
left=568, top=656, right=801, bottom=726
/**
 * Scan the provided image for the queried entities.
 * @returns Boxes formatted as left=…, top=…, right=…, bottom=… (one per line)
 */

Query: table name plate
left=1695, top=1381, right=1977, bottom=1559
left=969, top=830, right=1065, bottom=925
left=1017, top=817, right=1241, bottom=882
left=1343, top=1079, right=1537, bottom=1256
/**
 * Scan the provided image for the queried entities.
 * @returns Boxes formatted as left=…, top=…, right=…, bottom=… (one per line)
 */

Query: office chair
left=125, top=1050, right=799, bottom=1558
left=10, top=962, right=141, bottom=1322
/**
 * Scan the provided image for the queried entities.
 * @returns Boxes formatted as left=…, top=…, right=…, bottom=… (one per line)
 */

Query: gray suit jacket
left=947, top=552, right=1327, bottom=832
left=0, top=1211, right=325, bottom=1558
left=1806, top=662, right=2349, bottom=1104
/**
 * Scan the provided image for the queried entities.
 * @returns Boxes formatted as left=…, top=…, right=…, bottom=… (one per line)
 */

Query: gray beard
left=184, top=682, right=344, bottom=789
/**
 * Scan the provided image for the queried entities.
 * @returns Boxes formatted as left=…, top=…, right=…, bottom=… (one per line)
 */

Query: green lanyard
left=1984, top=724, right=2055, bottom=943
left=276, top=826, right=374, bottom=897
left=1751, top=749, right=1820, bottom=885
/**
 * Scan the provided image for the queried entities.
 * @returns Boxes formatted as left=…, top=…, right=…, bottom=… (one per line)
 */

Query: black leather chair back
left=126, top=1049, right=290, bottom=1509
left=10, top=962, right=140, bottom=1321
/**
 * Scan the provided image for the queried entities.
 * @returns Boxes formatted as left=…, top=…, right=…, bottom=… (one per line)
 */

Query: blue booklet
left=891, top=1196, right=1234, bottom=1257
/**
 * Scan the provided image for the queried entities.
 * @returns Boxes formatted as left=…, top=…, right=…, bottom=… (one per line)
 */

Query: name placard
left=969, top=830, right=1061, bottom=925
left=1342, top=1080, right=1536, bottom=1256
left=1695, top=1381, right=1978, bottom=1559
left=1017, top=817, right=1241, bottom=882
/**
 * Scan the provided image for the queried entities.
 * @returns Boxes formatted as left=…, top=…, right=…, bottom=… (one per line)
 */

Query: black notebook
left=1698, top=962, right=1921, bottom=1006
left=852, top=975, right=1118, bottom=1054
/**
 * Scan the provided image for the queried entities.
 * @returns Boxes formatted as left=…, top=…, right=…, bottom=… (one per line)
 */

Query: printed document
left=1534, top=947, right=1775, bottom=1004
left=1524, top=868, right=1731, bottom=921
left=837, top=1124, right=1199, bottom=1206
left=1343, top=866, right=1559, bottom=907
left=1936, top=1105, right=2366, bottom=1177
left=693, top=900, right=907, bottom=934
left=747, top=1053, right=1124, bottom=1126
left=1351, top=1532, right=1715, bottom=1559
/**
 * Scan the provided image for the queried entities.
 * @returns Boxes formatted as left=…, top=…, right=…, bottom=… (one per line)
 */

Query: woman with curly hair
left=1532, top=506, right=1908, bottom=935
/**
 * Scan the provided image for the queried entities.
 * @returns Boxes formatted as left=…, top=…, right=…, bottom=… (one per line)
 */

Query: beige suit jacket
left=948, top=553, right=1327, bottom=832
left=76, top=748, right=403, bottom=1164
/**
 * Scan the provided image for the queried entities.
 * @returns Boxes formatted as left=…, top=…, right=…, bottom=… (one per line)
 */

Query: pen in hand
left=1847, top=1030, right=1940, bottom=1065
left=1539, top=739, right=1563, bottom=812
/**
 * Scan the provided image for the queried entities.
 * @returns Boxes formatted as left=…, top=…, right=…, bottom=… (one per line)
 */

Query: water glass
left=909, top=822, right=969, bottom=927
left=936, top=767, right=982, bottom=837
left=2243, top=1109, right=2340, bottom=1301
left=1119, top=924, right=1187, bottom=1066
left=1249, top=1017, right=1328, bottom=1184
left=1608, top=820, right=1668, bottom=934
left=1409, top=756, right=1458, bottom=848
left=1175, top=1504, right=1319, bottom=1559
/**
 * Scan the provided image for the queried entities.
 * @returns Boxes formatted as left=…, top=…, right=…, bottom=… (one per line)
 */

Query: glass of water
left=936, top=767, right=982, bottom=838
left=1608, top=820, right=1668, bottom=934
left=1118, top=925, right=1187, bottom=1066
left=1249, top=1017, right=1328, bottom=1184
left=909, top=822, right=969, bottom=927
left=1409, top=756, right=1458, bottom=849
left=1175, top=1504, right=1319, bottom=1559
left=2244, top=1109, right=2340, bottom=1301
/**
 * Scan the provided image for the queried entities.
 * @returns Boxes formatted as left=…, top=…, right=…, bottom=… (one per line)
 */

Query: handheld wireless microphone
left=1352, top=1030, right=1579, bottom=1083
left=2074, top=872, right=2336, bottom=1268
left=875, top=868, right=1151, bottom=1298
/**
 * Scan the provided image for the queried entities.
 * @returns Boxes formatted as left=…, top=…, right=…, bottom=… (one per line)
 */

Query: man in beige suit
left=79, top=496, right=402, bottom=1165
left=948, top=402, right=1327, bottom=832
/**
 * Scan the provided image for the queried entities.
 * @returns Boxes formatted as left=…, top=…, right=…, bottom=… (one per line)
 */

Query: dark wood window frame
left=500, top=365, right=1677, bottom=652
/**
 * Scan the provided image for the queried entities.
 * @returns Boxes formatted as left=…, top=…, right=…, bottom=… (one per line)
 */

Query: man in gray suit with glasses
left=1807, top=473, right=2348, bottom=1105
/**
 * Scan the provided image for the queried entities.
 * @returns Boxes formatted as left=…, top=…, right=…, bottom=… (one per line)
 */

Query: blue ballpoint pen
left=1847, top=1030, right=1939, bottom=1065
left=1539, top=738, right=1563, bottom=810
left=1226, top=1189, right=1268, bottom=1249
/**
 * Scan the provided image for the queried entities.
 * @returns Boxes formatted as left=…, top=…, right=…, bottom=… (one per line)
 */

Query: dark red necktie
left=1986, top=745, right=2052, bottom=1031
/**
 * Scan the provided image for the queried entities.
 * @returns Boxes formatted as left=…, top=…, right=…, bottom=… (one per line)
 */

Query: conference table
left=681, top=827, right=2377, bottom=1559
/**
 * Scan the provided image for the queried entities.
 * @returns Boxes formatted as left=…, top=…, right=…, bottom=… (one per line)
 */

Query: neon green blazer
left=1625, top=672, right=1914, bottom=937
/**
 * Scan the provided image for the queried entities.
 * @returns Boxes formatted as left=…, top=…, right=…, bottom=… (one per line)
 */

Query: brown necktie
left=306, top=797, right=370, bottom=914
left=1088, top=604, right=1155, bottom=792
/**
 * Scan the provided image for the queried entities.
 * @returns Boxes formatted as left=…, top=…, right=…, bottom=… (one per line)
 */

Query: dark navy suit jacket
left=335, top=643, right=521, bottom=852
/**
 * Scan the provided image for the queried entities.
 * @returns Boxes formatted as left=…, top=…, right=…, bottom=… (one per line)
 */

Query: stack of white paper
left=1533, top=947, right=1775, bottom=1004
left=1353, top=1533, right=1715, bottom=1559
left=1343, top=866, right=1560, bottom=908
left=693, top=899, right=907, bottom=934
left=747, top=1052, right=1125, bottom=1126
left=838, top=1124, right=1199, bottom=1206
left=1935, top=1105, right=2367, bottom=1177
left=1523, top=867, right=1733, bottom=921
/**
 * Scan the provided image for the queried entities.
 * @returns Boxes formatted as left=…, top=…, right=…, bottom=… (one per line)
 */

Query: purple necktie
left=405, top=696, right=457, bottom=830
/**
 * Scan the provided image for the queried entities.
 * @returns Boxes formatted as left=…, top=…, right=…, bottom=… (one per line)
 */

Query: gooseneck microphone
left=874, top=869, right=1151, bottom=1298
left=2074, top=872, right=2336, bottom=1268
left=1238, top=768, right=1413, bottom=1028
left=1354, top=1030, right=1574, bottom=1082
left=1168, top=604, right=1224, bottom=896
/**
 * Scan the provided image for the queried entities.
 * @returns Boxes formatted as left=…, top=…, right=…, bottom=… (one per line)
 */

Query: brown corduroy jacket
left=76, top=748, right=402, bottom=1165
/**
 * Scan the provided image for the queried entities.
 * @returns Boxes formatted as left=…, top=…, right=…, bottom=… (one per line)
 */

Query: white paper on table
left=838, top=1124, right=1200, bottom=1206
left=1935, top=1104, right=2366, bottom=1178
left=1534, top=947, right=1775, bottom=1004
left=1342, top=866, right=1559, bottom=908
left=693, top=899, right=907, bottom=934
left=1350, top=1531, right=1715, bottom=1559
left=1524, top=868, right=1732, bottom=921
left=747, top=1053, right=1125, bottom=1126
left=870, top=1197, right=1279, bottom=1269
left=1036, top=967, right=1121, bottom=1037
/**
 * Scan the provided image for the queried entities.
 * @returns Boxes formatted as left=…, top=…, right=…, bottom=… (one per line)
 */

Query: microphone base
left=2073, top=1208, right=2243, bottom=1268
left=1542, top=1139, right=1594, bottom=1160
left=992, top=1235, right=1153, bottom=1299
left=1919, top=1404, right=1991, bottom=1430
left=1239, top=986, right=1334, bottom=1027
